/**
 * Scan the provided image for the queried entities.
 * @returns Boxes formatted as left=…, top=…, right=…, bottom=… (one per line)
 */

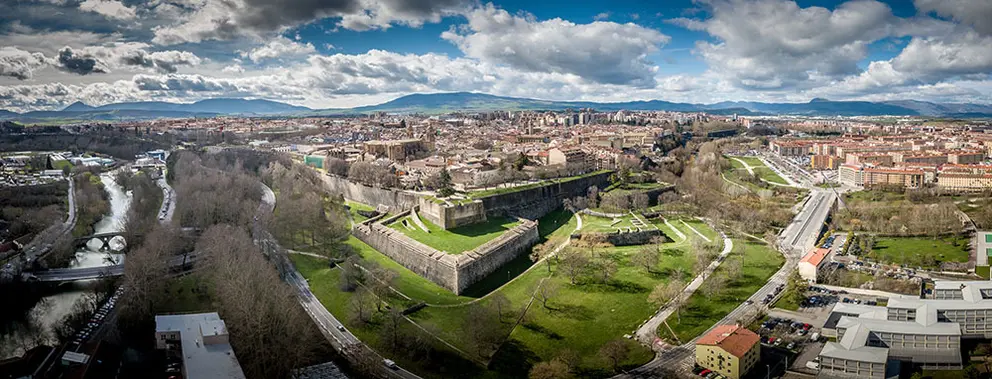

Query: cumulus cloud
left=81, top=42, right=203, bottom=73
left=151, top=0, right=469, bottom=45
left=915, top=0, right=992, bottom=35
left=241, top=37, right=317, bottom=63
left=672, top=0, right=898, bottom=89
left=78, top=0, right=138, bottom=20
left=55, top=47, right=109, bottom=75
left=0, top=47, right=49, bottom=80
left=892, top=32, right=992, bottom=80
left=442, top=4, right=670, bottom=87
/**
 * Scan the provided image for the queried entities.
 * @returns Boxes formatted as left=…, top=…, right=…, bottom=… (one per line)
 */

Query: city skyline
left=0, top=0, right=990, bottom=112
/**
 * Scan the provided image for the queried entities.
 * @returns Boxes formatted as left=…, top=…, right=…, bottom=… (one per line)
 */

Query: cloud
left=151, top=0, right=469, bottom=45
left=442, top=4, right=670, bottom=87
left=891, top=32, right=992, bottom=81
left=241, top=36, right=317, bottom=63
left=55, top=47, right=109, bottom=75
left=673, top=0, right=898, bottom=89
left=915, top=0, right=992, bottom=35
left=593, top=12, right=609, bottom=21
left=0, top=47, right=50, bottom=80
left=78, top=0, right=137, bottom=20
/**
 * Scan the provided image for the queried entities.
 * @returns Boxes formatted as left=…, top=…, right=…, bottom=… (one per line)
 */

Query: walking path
left=663, top=218, right=687, bottom=241
left=730, top=156, right=800, bottom=188
left=634, top=226, right=733, bottom=346
left=680, top=220, right=712, bottom=243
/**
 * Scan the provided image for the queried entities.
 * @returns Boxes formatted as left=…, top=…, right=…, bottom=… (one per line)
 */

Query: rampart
left=351, top=210, right=540, bottom=295
left=322, top=175, right=419, bottom=211
left=478, top=171, right=613, bottom=220
left=417, top=198, right=487, bottom=230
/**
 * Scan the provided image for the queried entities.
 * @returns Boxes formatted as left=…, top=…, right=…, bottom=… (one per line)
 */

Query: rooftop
left=799, top=248, right=830, bottom=267
left=696, top=324, right=760, bottom=358
left=155, top=312, right=246, bottom=379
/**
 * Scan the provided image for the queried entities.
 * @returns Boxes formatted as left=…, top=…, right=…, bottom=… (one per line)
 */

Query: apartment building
left=770, top=140, right=811, bottom=157
left=818, top=281, right=992, bottom=379
left=695, top=324, right=761, bottom=379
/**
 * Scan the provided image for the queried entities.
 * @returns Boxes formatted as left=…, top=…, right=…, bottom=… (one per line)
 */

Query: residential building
left=155, top=312, right=247, bottom=379
left=362, top=139, right=429, bottom=162
left=798, top=248, right=830, bottom=283
left=770, top=140, right=812, bottom=157
left=695, top=324, right=761, bottom=379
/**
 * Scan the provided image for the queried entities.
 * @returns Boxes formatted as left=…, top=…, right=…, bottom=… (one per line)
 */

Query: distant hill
left=2, top=93, right=991, bottom=124
left=313, top=92, right=992, bottom=117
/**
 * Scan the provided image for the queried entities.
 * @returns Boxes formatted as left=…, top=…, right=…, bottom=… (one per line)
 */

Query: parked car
left=786, top=342, right=797, bottom=350
left=698, top=369, right=712, bottom=377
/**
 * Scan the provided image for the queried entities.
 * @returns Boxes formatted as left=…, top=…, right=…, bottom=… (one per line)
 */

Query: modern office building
left=817, top=280, right=992, bottom=378
left=695, top=324, right=761, bottom=379
left=155, top=312, right=247, bottom=379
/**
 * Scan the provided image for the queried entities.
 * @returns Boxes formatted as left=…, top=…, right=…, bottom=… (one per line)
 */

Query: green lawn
left=344, top=236, right=472, bottom=305
left=666, top=239, right=785, bottom=342
left=345, top=200, right=377, bottom=223
left=582, top=214, right=638, bottom=233
left=978, top=266, right=990, bottom=280
left=871, top=236, right=970, bottom=268
left=389, top=215, right=520, bottom=254
left=727, top=156, right=788, bottom=185
left=159, top=275, right=215, bottom=313
left=753, top=167, right=788, bottom=185
left=772, top=289, right=801, bottom=311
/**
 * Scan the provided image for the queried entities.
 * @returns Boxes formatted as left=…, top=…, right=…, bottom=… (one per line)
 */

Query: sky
left=0, top=0, right=990, bottom=112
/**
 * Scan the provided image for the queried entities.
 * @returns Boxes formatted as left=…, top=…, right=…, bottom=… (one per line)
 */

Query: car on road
left=383, top=359, right=398, bottom=370
left=337, top=325, right=345, bottom=332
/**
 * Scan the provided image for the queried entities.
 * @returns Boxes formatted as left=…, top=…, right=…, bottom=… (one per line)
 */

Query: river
left=0, top=172, right=131, bottom=358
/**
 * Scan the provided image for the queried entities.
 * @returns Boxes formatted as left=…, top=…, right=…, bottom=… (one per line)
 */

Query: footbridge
left=24, top=253, right=199, bottom=283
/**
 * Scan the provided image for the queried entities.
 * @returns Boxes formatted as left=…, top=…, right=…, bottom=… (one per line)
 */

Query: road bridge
left=24, top=253, right=198, bottom=283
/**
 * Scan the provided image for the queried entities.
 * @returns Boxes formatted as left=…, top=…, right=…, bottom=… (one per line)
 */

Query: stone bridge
left=74, top=232, right=128, bottom=251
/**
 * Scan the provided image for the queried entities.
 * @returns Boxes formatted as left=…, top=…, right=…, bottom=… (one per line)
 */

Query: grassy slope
left=389, top=215, right=520, bottom=254
left=871, top=236, right=970, bottom=267
left=345, top=200, right=377, bottom=223
left=666, top=239, right=784, bottom=342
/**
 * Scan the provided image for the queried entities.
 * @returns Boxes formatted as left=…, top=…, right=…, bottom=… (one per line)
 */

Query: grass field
left=389, top=215, right=520, bottom=253
left=871, top=236, right=970, bottom=268
left=583, top=214, right=638, bottom=233
left=726, top=156, right=788, bottom=185
left=979, top=266, right=990, bottom=280
left=665, top=239, right=784, bottom=342
left=159, top=275, right=214, bottom=313
left=292, top=207, right=733, bottom=378
left=345, top=200, right=377, bottom=223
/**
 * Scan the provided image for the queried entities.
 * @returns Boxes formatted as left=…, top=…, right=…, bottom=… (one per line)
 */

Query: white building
left=977, top=231, right=992, bottom=267
left=155, top=312, right=246, bottom=379
left=798, top=248, right=829, bottom=283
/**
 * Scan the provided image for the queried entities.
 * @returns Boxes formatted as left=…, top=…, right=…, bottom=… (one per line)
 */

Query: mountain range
left=1, top=93, right=990, bottom=124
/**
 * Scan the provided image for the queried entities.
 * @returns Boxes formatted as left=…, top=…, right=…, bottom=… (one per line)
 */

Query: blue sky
left=0, top=0, right=989, bottom=111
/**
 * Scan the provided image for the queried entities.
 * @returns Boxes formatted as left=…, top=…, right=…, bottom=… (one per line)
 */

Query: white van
left=810, top=332, right=820, bottom=342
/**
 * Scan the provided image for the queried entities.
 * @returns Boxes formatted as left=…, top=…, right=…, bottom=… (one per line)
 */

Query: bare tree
left=701, top=273, right=728, bottom=299
left=632, top=245, right=659, bottom=273
left=537, top=280, right=560, bottom=309
left=490, top=292, right=511, bottom=322
left=351, top=287, right=373, bottom=325
left=559, top=249, right=589, bottom=285
left=529, top=359, right=573, bottom=379
left=649, top=280, right=686, bottom=323
left=599, top=339, right=630, bottom=373
left=630, top=192, right=650, bottom=210
left=465, top=303, right=503, bottom=358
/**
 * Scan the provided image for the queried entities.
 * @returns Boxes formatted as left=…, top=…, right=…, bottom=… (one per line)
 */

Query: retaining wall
left=352, top=211, right=460, bottom=291
left=479, top=171, right=613, bottom=220
left=418, top=198, right=487, bottom=230
left=454, top=219, right=540, bottom=293
left=352, top=212, right=540, bottom=295
left=322, top=175, right=419, bottom=211
left=605, top=229, right=665, bottom=246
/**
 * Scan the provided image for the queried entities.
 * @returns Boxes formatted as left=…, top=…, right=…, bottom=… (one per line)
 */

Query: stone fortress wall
left=417, top=198, right=487, bottom=230
left=326, top=171, right=610, bottom=294
left=352, top=209, right=538, bottom=294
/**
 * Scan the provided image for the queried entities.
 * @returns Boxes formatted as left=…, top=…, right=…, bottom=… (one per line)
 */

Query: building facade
left=695, top=324, right=761, bottom=379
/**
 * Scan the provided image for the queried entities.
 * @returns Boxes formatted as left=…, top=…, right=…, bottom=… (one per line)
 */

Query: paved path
left=680, top=220, right=712, bottom=243
left=663, top=218, right=687, bottom=241
left=156, top=172, right=175, bottom=225
left=634, top=226, right=733, bottom=346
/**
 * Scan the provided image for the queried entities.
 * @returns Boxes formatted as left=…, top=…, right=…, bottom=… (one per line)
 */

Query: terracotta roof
left=800, top=248, right=830, bottom=267
left=696, top=325, right=760, bottom=358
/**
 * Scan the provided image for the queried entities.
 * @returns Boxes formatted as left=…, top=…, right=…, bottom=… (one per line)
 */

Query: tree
left=530, top=238, right=560, bottom=274
left=560, top=249, right=589, bottom=285
left=701, top=273, right=727, bottom=299
left=350, top=287, right=373, bottom=325
left=339, top=255, right=364, bottom=291
left=630, top=192, right=650, bottom=210
left=537, top=280, right=560, bottom=309
left=786, top=270, right=806, bottom=308
left=490, top=292, right=511, bottom=322
left=326, top=157, right=350, bottom=177
left=466, top=303, right=503, bottom=357
left=599, top=339, right=630, bottom=373
left=436, top=168, right=455, bottom=197
left=649, top=280, right=686, bottom=322
left=529, top=359, right=573, bottom=379
left=632, top=245, right=659, bottom=273
left=380, top=307, right=406, bottom=353
left=595, top=258, right=618, bottom=283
